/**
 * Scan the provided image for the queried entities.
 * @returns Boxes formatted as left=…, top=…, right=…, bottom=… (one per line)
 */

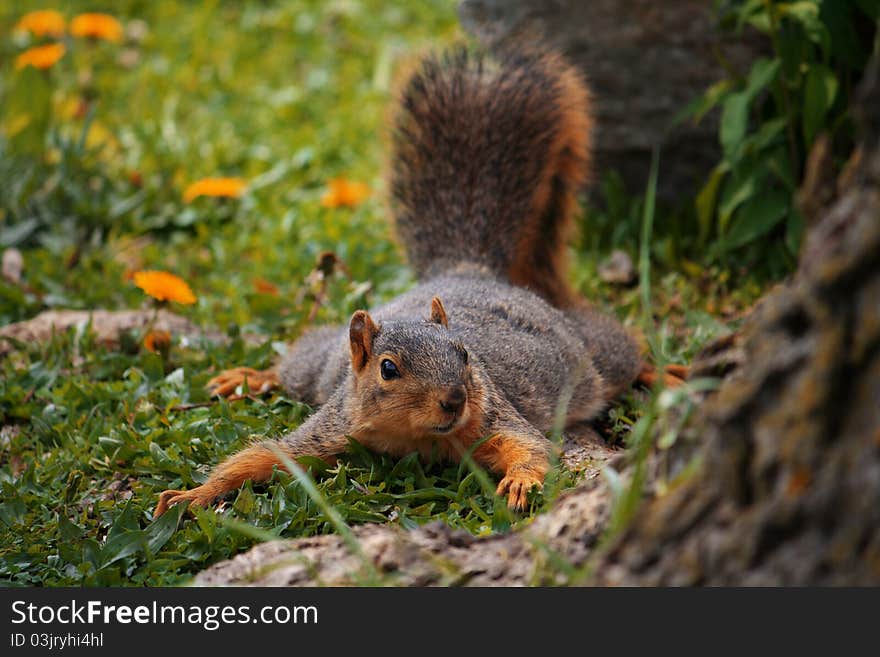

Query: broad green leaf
left=720, top=59, right=780, bottom=158
left=802, top=64, right=838, bottom=144
left=748, top=117, right=789, bottom=152
left=678, top=79, right=734, bottom=125
left=779, top=2, right=831, bottom=52
left=146, top=505, right=183, bottom=554
left=718, top=169, right=759, bottom=233
left=721, top=92, right=750, bottom=159
left=100, top=530, right=146, bottom=568
left=722, top=189, right=790, bottom=250
left=149, top=441, right=174, bottom=468
left=744, top=58, right=781, bottom=99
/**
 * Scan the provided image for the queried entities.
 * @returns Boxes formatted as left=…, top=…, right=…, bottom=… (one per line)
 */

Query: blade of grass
left=449, top=436, right=514, bottom=528
left=639, top=146, right=660, bottom=331
left=266, top=443, right=381, bottom=584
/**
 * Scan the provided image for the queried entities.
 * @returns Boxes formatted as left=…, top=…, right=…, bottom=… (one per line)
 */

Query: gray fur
left=279, top=265, right=640, bottom=433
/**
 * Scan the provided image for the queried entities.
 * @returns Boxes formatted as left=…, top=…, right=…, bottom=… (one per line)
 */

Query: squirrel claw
left=496, top=473, right=542, bottom=510
left=207, top=367, right=279, bottom=398
left=154, top=487, right=214, bottom=517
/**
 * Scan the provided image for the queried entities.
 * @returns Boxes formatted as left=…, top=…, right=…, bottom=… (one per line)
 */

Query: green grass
left=0, top=1, right=767, bottom=586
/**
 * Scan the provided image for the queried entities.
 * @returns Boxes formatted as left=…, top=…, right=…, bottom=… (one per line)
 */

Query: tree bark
left=457, top=0, right=767, bottom=201
left=193, top=57, right=880, bottom=587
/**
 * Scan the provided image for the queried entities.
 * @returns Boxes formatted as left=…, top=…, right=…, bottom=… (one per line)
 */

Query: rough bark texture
left=594, top=58, right=880, bottom=585
left=457, top=0, right=767, bottom=201
left=193, top=59, right=880, bottom=587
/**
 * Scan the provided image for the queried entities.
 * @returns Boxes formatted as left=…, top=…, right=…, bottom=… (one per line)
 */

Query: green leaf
left=677, top=79, right=734, bottom=125
left=802, top=64, right=838, bottom=145
left=748, top=117, right=789, bottom=152
left=149, top=441, right=174, bottom=468
left=100, top=530, right=146, bottom=568
left=146, top=504, right=183, bottom=554
left=720, top=59, right=780, bottom=158
left=722, top=189, right=790, bottom=250
left=744, top=58, right=781, bottom=99
left=720, top=92, right=751, bottom=158
left=718, top=169, right=758, bottom=233
left=695, top=163, right=729, bottom=244
left=778, top=2, right=831, bottom=53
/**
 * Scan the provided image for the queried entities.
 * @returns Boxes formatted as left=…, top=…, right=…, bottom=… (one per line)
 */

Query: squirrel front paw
left=154, top=487, right=216, bottom=517
left=495, top=470, right=543, bottom=510
left=207, top=367, right=279, bottom=397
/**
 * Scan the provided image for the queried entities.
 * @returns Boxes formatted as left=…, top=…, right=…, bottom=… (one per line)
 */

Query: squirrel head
left=348, top=297, right=480, bottom=439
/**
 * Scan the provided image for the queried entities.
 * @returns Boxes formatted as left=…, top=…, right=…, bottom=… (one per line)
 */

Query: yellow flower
left=320, top=178, right=371, bottom=208
left=133, top=270, right=197, bottom=305
left=15, top=10, right=66, bottom=37
left=15, top=43, right=66, bottom=70
left=143, top=329, right=171, bottom=354
left=183, top=177, right=247, bottom=203
left=70, top=13, right=124, bottom=42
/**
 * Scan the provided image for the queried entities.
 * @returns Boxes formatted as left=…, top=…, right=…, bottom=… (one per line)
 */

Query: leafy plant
left=685, top=0, right=877, bottom=269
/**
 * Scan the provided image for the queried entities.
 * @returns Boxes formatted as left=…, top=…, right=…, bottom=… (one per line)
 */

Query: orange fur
left=207, top=367, right=279, bottom=397
left=474, top=434, right=548, bottom=508
left=154, top=444, right=285, bottom=516
left=509, top=54, right=593, bottom=309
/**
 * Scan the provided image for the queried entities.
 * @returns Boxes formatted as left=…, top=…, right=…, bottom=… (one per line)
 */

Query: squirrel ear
left=349, top=310, right=379, bottom=371
left=429, top=297, right=448, bottom=328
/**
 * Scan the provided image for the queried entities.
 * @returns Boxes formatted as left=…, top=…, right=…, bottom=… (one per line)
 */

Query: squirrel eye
left=380, top=359, right=400, bottom=380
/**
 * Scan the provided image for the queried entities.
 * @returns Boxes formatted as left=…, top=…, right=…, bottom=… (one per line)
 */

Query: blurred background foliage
left=0, top=0, right=876, bottom=585
left=582, top=0, right=877, bottom=279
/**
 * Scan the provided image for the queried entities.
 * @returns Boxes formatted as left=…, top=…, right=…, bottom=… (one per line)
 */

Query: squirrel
left=155, top=47, right=660, bottom=516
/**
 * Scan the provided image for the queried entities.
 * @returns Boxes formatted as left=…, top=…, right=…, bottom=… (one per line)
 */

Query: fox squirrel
left=155, top=48, right=660, bottom=515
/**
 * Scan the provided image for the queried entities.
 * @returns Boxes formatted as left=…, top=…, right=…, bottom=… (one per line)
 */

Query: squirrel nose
left=439, top=386, right=466, bottom=415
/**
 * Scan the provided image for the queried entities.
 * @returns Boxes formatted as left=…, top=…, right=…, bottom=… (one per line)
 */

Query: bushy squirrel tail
left=389, top=47, right=592, bottom=308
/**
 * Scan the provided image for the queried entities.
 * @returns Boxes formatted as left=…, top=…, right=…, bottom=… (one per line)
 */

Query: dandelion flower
left=133, top=270, right=196, bottom=305
left=70, top=13, right=124, bottom=42
left=143, top=329, right=171, bottom=354
left=15, top=10, right=66, bottom=37
left=15, top=43, right=66, bottom=70
left=320, top=178, right=370, bottom=208
left=254, top=277, right=280, bottom=296
left=183, top=177, right=247, bottom=203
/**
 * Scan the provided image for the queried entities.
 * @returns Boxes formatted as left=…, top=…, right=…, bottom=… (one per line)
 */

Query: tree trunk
left=457, top=0, right=767, bottom=201
left=193, top=56, right=880, bottom=587
left=593, top=56, right=880, bottom=585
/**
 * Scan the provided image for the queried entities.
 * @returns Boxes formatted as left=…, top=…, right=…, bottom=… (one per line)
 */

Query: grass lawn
left=0, top=1, right=766, bottom=586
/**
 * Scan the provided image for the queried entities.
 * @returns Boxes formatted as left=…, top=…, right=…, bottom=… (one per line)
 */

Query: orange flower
left=143, top=329, right=171, bottom=354
left=183, top=177, right=247, bottom=203
left=70, top=13, right=123, bottom=42
left=320, top=178, right=370, bottom=208
left=15, top=42, right=66, bottom=70
left=15, top=10, right=66, bottom=37
left=254, top=277, right=280, bottom=296
left=133, top=270, right=197, bottom=305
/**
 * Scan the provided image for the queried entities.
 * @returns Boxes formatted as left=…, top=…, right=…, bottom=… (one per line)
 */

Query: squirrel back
left=389, top=48, right=592, bottom=308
